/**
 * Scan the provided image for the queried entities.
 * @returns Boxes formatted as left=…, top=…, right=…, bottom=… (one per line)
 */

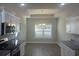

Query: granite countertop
left=0, top=50, right=10, bottom=56
left=0, top=39, right=24, bottom=50
left=62, top=41, right=79, bottom=50
left=0, top=39, right=24, bottom=56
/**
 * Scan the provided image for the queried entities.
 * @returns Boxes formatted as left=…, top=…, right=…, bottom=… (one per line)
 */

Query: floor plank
left=24, top=43, right=61, bottom=56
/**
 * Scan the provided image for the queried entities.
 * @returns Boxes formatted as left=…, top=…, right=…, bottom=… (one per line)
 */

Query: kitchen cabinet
left=75, top=17, right=79, bottom=34
left=4, top=11, right=20, bottom=24
left=59, top=42, right=79, bottom=56
left=60, top=43, right=75, bottom=56
left=20, top=42, right=26, bottom=56
left=0, top=7, right=20, bottom=23
left=0, top=7, right=20, bottom=35
left=66, top=21, right=71, bottom=33
left=66, top=16, right=79, bottom=34
left=5, top=11, right=10, bottom=23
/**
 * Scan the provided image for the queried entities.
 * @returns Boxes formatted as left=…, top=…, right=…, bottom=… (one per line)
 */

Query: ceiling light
left=20, top=3, right=25, bottom=6
left=61, top=3, right=65, bottom=6
left=42, top=24, right=46, bottom=26
left=39, top=24, right=42, bottom=26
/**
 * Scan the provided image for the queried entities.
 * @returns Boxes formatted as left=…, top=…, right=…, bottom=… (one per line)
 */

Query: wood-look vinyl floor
left=24, top=43, right=61, bottom=56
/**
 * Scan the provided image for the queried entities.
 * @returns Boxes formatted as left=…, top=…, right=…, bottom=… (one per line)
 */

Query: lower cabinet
left=60, top=43, right=79, bottom=56
left=60, top=43, right=75, bottom=56
left=20, top=42, right=26, bottom=56
left=61, top=47, right=75, bottom=56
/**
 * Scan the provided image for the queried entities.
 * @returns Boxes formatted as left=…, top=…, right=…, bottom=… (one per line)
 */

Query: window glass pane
left=35, top=32, right=43, bottom=38
left=35, top=24, right=52, bottom=38
left=44, top=32, right=51, bottom=38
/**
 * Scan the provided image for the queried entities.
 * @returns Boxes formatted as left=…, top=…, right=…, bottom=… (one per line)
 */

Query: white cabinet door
left=66, top=16, right=79, bottom=34
left=66, top=18, right=72, bottom=33
left=61, top=43, right=75, bottom=56
left=70, top=20, right=76, bottom=33
left=75, top=18, right=79, bottom=34
left=5, top=12, right=10, bottom=23
left=66, top=23, right=71, bottom=33
left=20, top=42, right=26, bottom=56
left=10, top=15, right=15, bottom=24
left=5, top=11, right=18, bottom=24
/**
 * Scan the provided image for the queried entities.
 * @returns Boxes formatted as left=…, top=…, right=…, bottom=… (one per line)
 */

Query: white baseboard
left=26, top=41, right=58, bottom=44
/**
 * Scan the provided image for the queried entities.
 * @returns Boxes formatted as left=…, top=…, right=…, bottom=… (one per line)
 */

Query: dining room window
left=35, top=24, right=52, bottom=38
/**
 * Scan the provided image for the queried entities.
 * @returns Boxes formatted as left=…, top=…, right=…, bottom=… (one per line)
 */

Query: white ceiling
left=0, top=3, right=79, bottom=18
left=0, top=3, right=59, bottom=17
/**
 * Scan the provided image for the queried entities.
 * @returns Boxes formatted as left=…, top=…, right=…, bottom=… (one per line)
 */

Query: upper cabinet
left=5, top=12, right=10, bottom=23
left=0, top=7, right=20, bottom=23
left=66, top=16, right=79, bottom=34
left=0, top=7, right=21, bottom=35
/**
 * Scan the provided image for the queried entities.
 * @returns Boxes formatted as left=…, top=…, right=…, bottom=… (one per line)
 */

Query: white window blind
left=35, top=24, right=52, bottom=38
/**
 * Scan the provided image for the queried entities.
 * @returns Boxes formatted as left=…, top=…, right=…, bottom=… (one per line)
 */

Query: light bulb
left=61, top=3, right=65, bottom=6
left=20, top=3, right=25, bottom=6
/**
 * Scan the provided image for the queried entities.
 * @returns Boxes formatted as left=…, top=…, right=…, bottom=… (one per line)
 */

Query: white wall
left=27, top=18, right=57, bottom=43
